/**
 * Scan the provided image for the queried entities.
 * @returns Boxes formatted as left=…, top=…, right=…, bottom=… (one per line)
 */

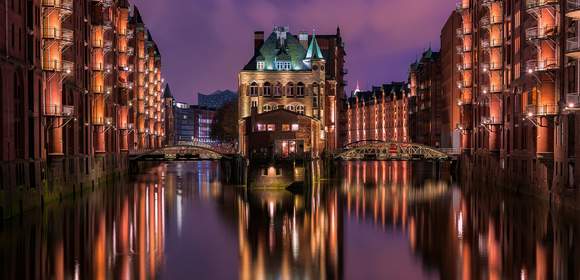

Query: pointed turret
left=306, top=33, right=324, bottom=60
left=163, top=84, right=173, bottom=99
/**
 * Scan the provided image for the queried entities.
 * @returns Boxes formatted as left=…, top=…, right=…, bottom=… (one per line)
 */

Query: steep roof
left=306, top=34, right=324, bottom=60
left=163, top=84, right=173, bottom=98
left=131, top=5, right=144, bottom=25
left=243, top=28, right=308, bottom=71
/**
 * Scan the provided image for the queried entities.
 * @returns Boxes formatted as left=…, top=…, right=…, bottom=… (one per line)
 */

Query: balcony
left=92, top=85, right=112, bottom=94
left=457, top=97, right=473, bottom=106
left=42, top=59, right=74, bottom=74
left=567, top=0, right=580, bottom=19
left=127, top=46, right=135, bottom=56
left=482, top=0, right=501, bottom=6
left=126, top=29, right=135, bottom=39
left=41, top=0, right=73, bottom=14
left=457, top=81, right=472, bottom=89
left=456, top=27, right=472, bottom=38
left=480, top=16, right=502, bottom=27
left=526, top=0, right=559, bottom=11
left=481, top=62, right=502, bottom=72
left=44, top=105, right=74, bottom=117
left=42, top=27, right=73, bottom=45
left=95, top=0, right=113, bottom=7
left=481, top=117, right=502, bottom=125
left=457, top=63, right=473, bottom=71
left=526, top=104, right=558, bottom=116
left=481, top=85, right=503, bottom=94
left=525, top=26, right=558, bottom=41
left=526, top=59, right=559, bottom=73
left=566, top=37, right=580, bottom=58
left=565, top=93, right=580, bottom=109
left=481, top=39, right=502, bottom=49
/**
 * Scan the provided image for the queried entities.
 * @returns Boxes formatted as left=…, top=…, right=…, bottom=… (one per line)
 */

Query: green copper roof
left=243, top=27, right=310, bottom=71
left=306, top=34, right=324, bottom=60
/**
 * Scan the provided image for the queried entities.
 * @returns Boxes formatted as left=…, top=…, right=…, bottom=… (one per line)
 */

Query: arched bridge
left=335, top=140, right=453, bottom=161
left=129, top=145, right=233, bottom=161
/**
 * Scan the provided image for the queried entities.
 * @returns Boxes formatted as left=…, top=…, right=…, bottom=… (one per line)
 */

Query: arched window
left=312, top=83, right=319, bottom=108
left=297, top=83, right=305, bottom=97
left=263, top=104, right=272, bottom=112
left=263, top=82, right=271, bottom=96
left=296, top=104, right=305, bottom=115
left=286, top=105, right=295, bottom=112
left=286, top=82, right=295, bottom=97
left=249, top=82, right=258, bottom=96
left=274, top=83, right=282, bottom=97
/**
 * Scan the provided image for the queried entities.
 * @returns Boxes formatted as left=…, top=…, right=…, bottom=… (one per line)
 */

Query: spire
left=306, top=33, right=324, bottom=60
left=354, top=81, right=361, bottom=95
left=337, top=26, right=341, bottom=37
left=163, top=84, right=173, bottom=99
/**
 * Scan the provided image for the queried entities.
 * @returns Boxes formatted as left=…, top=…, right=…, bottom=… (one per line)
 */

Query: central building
left=238, top=26, right=338, bottom=160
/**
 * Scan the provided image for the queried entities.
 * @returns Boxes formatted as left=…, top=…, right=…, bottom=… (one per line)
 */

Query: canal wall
left=0, top=154, right=129, bottom=220
left=459, top=152, right=580, bottom=211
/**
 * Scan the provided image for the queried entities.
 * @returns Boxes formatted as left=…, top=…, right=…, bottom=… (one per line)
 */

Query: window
left=257, top=124, right=266, bottom=131
left=264, top=82, right=271, bottom=96
left=313, top=96, right=319, bottom=108
left=297, top=83, right=305, bottom=97
left=291, top=124, right=299, bottom=131
left=286, top=105, right=295, bottom=111
left=267, top=124, right=276, bottom=131
left=249, top=82, right=258, bottom=96
left=251, top=100, right=258, bottom=108
left=257, top=61, right=265, bottom=70
left=282, top=124, right=290, bottom=131
left=287, top=83, right=295, bottom=97
left=274, top=83, right=282, bottom=97
left=296, top=105, right=305, bottom=115
left=276, top=61, right=291, bottom=71
left=263, top=104, right=271, bottom=112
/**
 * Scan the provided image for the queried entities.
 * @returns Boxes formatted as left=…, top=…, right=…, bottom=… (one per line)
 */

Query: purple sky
left=131, top=0, right=457, bottom=104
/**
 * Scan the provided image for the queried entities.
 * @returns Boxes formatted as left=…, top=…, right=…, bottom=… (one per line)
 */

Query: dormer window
left=257, top=61, right=265, bottom=71
left=276, top=61, right=291, bottom=71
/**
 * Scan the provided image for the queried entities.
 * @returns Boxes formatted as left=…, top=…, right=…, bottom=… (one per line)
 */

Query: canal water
left=1, top=161, right=579, bottom=279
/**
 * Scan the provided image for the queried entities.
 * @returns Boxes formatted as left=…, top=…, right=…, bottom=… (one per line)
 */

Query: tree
left=211, top=98, right=238, bottom=142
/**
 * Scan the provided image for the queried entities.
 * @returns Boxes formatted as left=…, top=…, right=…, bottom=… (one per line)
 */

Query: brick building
left=0, top=0, right=166, bottom=218
left=238, top=26, right=346, bottom=159
left=345, top=83, right=410, bottom=144
left=455, top=0, right=580, bottom=203
left=408, top=48, right=443, bottom=147
left=440, top=11, right=463, bottom=150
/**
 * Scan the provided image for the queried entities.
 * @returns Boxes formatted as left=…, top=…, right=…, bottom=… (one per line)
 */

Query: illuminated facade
left=345, top=83, right=410, bottom=144
left=239, top=26, right=345, bottom=159
left=408, top=48, right=443, bottom=147
left=455, top=0, right=580, bottom=197
left=0, top=0, right=166, bottom=218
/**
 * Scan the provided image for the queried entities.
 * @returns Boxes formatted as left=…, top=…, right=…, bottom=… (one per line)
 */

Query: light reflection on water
left=0, top=161, right=579, bottom=279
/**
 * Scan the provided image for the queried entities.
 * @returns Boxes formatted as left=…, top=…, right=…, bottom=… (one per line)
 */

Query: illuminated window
left=296, top=105, right=305, bottom=115
left=274, top=83, right=282, bottom=97
left=276, top=61, right=291, bottom=71
left=291, top=124, right=299, bottom=131
left=267, top=124, right=276, bottom=131
left=287, top=82, right=295, bottom=97
left=297, top=83, right=305, bottom=97
left=251, top=100, right=258, bottom=108
left=263, top=104, right=271, bottom=112
left=257, top=124, right=266, bottom=131
left=264, top=82, right=271, bottom=96
left=250, top=82, right=258, bottom=96
left=257, top=61, right=265, bottom=70
left=282, top=124, right=290, bottom=131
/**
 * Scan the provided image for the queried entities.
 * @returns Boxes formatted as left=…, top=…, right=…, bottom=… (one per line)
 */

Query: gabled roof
left=243, top=29, right=308, bottom=71
left=306, top=34, right=324, bottom=60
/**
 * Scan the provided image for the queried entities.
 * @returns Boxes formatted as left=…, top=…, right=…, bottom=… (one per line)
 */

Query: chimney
left=254, top=31, right=264, bottom=52
left=299, top=32, right=309, bottom=50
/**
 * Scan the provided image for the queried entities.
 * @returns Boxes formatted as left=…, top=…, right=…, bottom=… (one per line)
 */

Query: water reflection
left=0, top=161, right=579, bottom=279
